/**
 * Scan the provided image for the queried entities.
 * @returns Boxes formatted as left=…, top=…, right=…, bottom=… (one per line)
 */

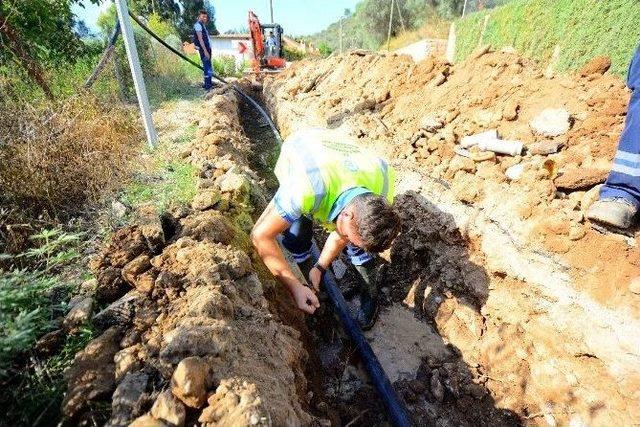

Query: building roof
left=212, top=34, right=251, bottom=40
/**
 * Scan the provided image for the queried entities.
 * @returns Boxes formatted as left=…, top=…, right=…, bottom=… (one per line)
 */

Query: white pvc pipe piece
left=478, top=139, right=523, bottom=156
left=460, top=129, right=498, bottom=148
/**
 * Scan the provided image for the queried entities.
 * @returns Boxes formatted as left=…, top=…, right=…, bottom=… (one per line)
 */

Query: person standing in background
left=192, top=9, right=213, bottom=90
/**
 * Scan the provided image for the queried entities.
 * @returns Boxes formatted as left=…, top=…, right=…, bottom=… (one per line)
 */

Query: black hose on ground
left=126, top=11, right=283, bottom=144
left=310, top=243, right=413, bottom=427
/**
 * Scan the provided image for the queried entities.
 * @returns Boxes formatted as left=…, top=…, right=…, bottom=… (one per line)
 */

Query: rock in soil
left=554, top=167, right=608, bottom=190
left=130, top=415, right=167, bottom=427
left=63, top=296, right=93, bottom=331
left=171, top=356, right=210, bottom=408
left=151, top=389, right=186, bottom=427
left=579, top=56, right=611, bottom=77
left=530, top=108, right=571, bottom=137
left=63, top=328, right=121, bottom=419
left=92, top=291, right=142, bottom=331
left=191, top=189, right=221, bottom=211
left=107, top=371, right=150, bottom=426
left=35, top=329, right=65, bottom=356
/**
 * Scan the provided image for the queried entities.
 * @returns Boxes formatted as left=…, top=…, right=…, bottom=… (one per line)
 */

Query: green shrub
left=455, top=0, right=640, bottom=76
left=283, top=45, right=305, bottom=61
left=212, top=54, right=246, bottom=77
left=0, top=228, right=82, bottom=375
left=318, top=42, right=333, bottom=57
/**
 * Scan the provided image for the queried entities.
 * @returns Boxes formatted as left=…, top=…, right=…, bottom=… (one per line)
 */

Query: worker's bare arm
left=251, top=201, right=320, bottom=313
left=196, top=31, right=210, bottom=59
left=308, top=231, right=348, bottom=291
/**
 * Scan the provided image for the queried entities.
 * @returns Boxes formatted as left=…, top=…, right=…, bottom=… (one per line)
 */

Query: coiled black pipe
left=127, top=10, right=283, bottom=144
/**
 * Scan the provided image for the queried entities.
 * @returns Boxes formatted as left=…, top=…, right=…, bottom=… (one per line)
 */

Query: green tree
left=130, top=0, right=181, bottom=27
left=0, top=0, right=98, bottom=98
left=178, top=0, right=218, bottom=41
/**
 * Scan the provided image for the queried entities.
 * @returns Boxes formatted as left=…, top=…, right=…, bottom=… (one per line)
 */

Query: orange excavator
left=247, top=11, right=286, bottom=72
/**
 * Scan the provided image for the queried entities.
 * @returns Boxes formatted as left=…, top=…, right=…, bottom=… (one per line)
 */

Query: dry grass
left=0, top=95, right=142, bottom=250
left=387, top=17, right=451, bottom=51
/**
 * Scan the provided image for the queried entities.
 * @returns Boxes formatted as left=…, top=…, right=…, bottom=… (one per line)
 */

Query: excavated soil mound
left=264, top=49, right=640, bottom=425
left=62, top=90, right=314, bottom=426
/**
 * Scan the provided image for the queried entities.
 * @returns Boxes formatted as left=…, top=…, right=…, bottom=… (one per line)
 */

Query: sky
left=73, top=0, right=361, bottom=37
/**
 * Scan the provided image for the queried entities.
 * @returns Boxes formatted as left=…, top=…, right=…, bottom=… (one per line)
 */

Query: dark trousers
left=600, top=46, right=640, bottom=208
left=198, top=49, right=213, bottom=90
left=280, top=216, right=373, bottom=266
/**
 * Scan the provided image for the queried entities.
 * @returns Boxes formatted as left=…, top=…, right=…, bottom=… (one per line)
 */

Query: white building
left=210, top=34, right=253, bottom=67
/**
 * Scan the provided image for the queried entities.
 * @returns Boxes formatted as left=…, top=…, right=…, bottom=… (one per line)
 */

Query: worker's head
left=269, top=31, right=274, bottom=36
left=198, top=10, right=209, bottom=23
left=336, top=193, right=401, bottom=253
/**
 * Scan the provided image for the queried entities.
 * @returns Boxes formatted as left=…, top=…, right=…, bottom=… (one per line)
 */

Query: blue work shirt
left=274, top=186, right=371, bottom=224
left=193, top=21, right=211, bottom=50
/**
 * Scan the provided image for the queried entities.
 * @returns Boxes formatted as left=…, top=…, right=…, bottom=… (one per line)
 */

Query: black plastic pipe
left=127, top=11, right=283, bottom=144
left=310, top=243, right=413, bottom=427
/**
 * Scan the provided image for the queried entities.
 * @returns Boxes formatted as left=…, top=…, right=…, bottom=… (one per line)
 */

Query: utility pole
left=339, top=17, right=343, bottom=54
left=386, top=0, right=395, bottom=51
left=269, top=0, right=274, bottom=23
left=114, top=0, right=158, bottom=150
left=339, top=9, right=350, bottom=54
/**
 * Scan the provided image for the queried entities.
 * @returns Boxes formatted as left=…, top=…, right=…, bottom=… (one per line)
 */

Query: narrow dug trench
left=62, top=47, right=639, bottom=425
left=237, top=83, right=523, bottom=426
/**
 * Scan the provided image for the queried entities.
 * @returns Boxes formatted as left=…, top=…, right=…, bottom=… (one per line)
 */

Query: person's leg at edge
left=588, top=46, right=640, bottom=228
left=280, top=216, right=314, bottom=279
left=200, top=49, right=213, bottom=90
left=346, top=244, right=381, bottom=330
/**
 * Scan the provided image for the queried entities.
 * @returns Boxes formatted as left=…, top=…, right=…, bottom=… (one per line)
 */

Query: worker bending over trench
left=251, top=128, right=401, bottom=329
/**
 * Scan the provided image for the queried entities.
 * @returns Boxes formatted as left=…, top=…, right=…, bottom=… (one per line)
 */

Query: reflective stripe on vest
left=292, top=140, right=325, bottom=211
left=378, top=158, right=389, bottom=198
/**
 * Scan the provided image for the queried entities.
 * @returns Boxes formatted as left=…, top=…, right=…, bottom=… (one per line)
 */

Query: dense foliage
left=455, top=0, right=640, bottom=76
left=308, top=0, right=509, bottom=52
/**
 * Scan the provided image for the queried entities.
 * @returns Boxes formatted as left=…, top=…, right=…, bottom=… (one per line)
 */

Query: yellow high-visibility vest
left=274, top=128, right=395, bottom=228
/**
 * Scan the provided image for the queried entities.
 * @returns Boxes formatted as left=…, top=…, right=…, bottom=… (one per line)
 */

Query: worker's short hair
left=351, top=193, right=401, bottom=253
left=199, top=9, right=208, bottom=16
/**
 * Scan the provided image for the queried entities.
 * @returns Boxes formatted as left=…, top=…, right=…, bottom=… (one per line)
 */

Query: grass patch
left=122, top=123, right=198, bottom=212
left=123, top=159, right=198, bottom=210
left=0, top=228, right=82, bottom=373
left=454, top=0, right=640, bottom=76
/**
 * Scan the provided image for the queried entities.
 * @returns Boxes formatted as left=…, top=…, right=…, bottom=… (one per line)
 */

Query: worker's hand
left=308, top=266, right=323, bottom=293
left=290, top=284, right=320, bottom=314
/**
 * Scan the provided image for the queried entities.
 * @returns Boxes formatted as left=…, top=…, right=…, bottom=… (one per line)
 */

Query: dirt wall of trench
left=263, top=49, right=640, bottom=425
left=61, top=89, right=315, bottom=426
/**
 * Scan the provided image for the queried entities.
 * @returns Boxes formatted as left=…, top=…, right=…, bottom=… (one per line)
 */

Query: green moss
left=455, top=0, right=640, bottom=76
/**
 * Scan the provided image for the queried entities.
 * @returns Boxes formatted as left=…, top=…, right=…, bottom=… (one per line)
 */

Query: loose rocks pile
left=62, top=89, right=313, bottom=426
left=264, top=49, right=640, bottom=425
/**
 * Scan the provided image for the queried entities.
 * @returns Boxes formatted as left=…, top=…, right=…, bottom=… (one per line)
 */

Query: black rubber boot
left=353, top=258, right=382, bottom=330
